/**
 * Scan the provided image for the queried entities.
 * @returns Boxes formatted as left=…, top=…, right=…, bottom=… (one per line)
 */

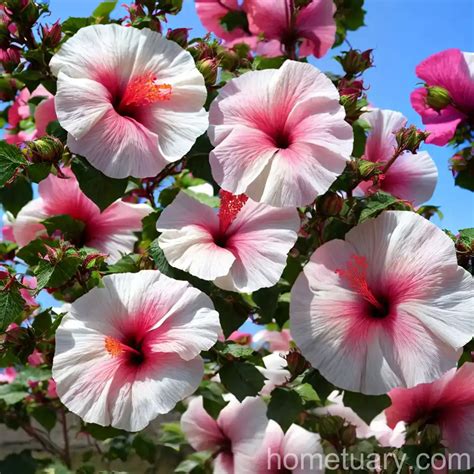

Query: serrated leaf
left=0, top=175, right=33, bottom=216
left=42, top=214, right=86, bottom=243
left=220, top=342, right=254, bottom=359
left=0, top=141, right=28, bottom=187
left=358, top=192, right=399, bottom=222
left=35, top=256, right=82, bottom=290
left=71, top=158, right=128, bottom=211
left=219, top=361, right=265, bottom=401
left=302, top=369, right=334, bottom=403
left=0, top=286, right=25, bottom=332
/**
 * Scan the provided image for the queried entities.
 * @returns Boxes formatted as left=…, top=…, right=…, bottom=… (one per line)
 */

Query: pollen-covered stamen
left=104, top=336, right=141, bottom=358
left=120, top=72, right=172, bottom=109
left=218, top=190, right=248, bottom=234
left=336, top=254, right=384, bottom=311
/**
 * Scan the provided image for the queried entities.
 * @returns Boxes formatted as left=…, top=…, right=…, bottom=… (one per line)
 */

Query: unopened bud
left=420, top=423, right=441, bottom=448
left=217, top=47, right=240, bottom=71
left=318, top=415, right=344, bottom=439
left=395, top=125, right=429, bottom=153
left=166, top=28, right=189, bottom=48
left=317, top=192, right=344, bottom=216
left=41, top=20, right=61, bottom=48
left=426, top=85, right=451, bottom=111
left=338, top=78, right=365, bottom=98
left=336, top=49, right=373, bottom=77
left=340, top=423, right=357, bottom=446
left=357, top=159, right=381, bottom=178
left=24, top=136, right=64, bottom=164
left=285, top=349, right=309, bottom=377
left=197, top=58, right=218, bottom=85
left=0, top=46, right=20, bottom=72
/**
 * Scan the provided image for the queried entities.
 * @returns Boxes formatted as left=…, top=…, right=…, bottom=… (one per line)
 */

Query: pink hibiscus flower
left=195, top=0, right=255, bottom=46
left=1, top=213, right=15, bottom=241
left=239, top=420, right=324, bottom=473
left=0, top=367, right=17, bottom=384
left=411, top=49, right=474, bottom=146
left=156, top=191, right=300, bottom=292
left=50, top=24, right=208, bottom=179
left=356, top=108, right=438, bottom=206
left=253, top=329, right=292, bottom=352
left=386, top=363, right=474, bottom=469
left=5, top=85, right=56, bottom=145
left=208, top=60, right=353, bottom=207
left=181, top=395, right=268, bottom=474
left=53, top=270, right=220, bottom=431
left=12, top=168, right=151, bottom=263
left=246, top=0, right=336, bottom=58
left=290, top=211, right=473, bottom=395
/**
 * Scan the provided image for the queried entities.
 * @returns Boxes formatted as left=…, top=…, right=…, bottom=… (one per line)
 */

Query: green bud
left=24, top=136, right=64, bottom=164
left=426, top=85, right=451, bottom=111
left=197, top=58, right=218, bottom=85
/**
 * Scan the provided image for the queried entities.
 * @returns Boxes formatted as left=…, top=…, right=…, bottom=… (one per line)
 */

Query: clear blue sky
left=3, top=0, right=473, bottom=318
left=43, top=0, right=474, bottom=231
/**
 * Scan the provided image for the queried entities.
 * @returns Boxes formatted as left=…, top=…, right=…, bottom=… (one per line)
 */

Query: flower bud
left=41, top=20, right=61, bottom=48
left=340, top=424, right=357, bottom=446
left=317, top=192, right=344, bottom=216
left=197, top=58, right=218, bottom=85
left=426, top=85, right=451, bottom=111
left=24, top=136, right=64, bottom=164
left=395, top=125, right=430, bottom=153
left=0, top=46, right=20, bottom=72
left=217, top=47, right=240, bottom=71
left=420, top=423, right=442, bottom=448
left=285, top=349, right=309, bottom=376
left=318, top=415, right=344, bottom=439
left=166, top=28, right=189, bottom=48
left=336, top=49, right=373, bottom=77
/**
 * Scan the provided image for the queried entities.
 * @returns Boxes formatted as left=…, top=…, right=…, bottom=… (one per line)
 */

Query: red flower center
left=105, top=335, right=145, bottom=366
left=217, top=190, right=248, bottom=237
left=118, top=72, right=172, bottom=113
left=336, top=254, right=390, bottom=319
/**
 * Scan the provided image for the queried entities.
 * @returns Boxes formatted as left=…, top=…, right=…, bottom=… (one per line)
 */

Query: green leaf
left=459, top=227, right=474, bottom=247
left=27, top=162, right=51, bottom=183
left=219, top=361, right=265, bottom=401
left=46, top=120, right=68, bottom=142
left=358, top=192, right=399, bottom=222
left=0, top=142, right=28, bottom=187
left=219, top=342, right=254, bottom=359
left=201, top=382, right=229, bottom=420
left=253, top=285, right=280, bottom=324
left=342, top=390, right=391, bottom=424
left=158, top=422, right=186, bottom=451
left=455, top=169, right=474, bottom=191
left=92, top=1, right=117, bottom=18
left=0, top=451, right=37, bottom=474
left=0, top=175, right=33, bottom=216
left=35, top=256, right=82, bottom=290
left=212, top=295, right=250, bottom=338
left=16, top=239, right=58, bottom=266
left=0, top=384, right=28, bottom=405
left=253, top=56, right=286, bottom=70
left=42, top=214, right=86, bottom=243
left=0, top=286, right=25, bottom=332
left=82, top=423, right=126, bottom=440
left=302, top=369, right=334, bottom=403
left=71, top=158, right=128, bottom=211
left=31, top=406, right=57, bottom=431
left=183, top=188, right=219, bottom=208
left=106, top=253, right=141, bottom=274
left=351, top=120, right=368, bottom=158
left=267, top=388, right=303, bottom=431
left=132, top=434, right=157, bottom=463
left=294, top=383, right=319, bottom=403
left=61, top=17, right=92, bottom=35
left=175, top=452, right=211, bottom=473
left=220, top=10, right=248, bottom=32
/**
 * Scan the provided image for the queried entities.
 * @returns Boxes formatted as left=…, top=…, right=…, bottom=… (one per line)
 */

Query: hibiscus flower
left=53, top=270, right=221, bottom=431
left=290, top=211, right=473, bottom=395
left=50, top=24, right=208, bottom=178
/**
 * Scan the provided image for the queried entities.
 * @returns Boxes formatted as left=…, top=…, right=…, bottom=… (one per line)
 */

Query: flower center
left=336, top=254, right=390, bottom=319
left=217, top=190, right=248, bottom=236
left=104, top=335, right=145, bottom=366
left=118, top=72, right=172, bottom=113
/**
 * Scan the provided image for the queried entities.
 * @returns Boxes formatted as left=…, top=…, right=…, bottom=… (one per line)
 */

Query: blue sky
left=44, top=0, right=474, bottom=231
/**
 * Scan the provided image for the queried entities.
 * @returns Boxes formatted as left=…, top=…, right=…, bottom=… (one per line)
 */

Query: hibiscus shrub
left=0, top=0, right=473, bottom=473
